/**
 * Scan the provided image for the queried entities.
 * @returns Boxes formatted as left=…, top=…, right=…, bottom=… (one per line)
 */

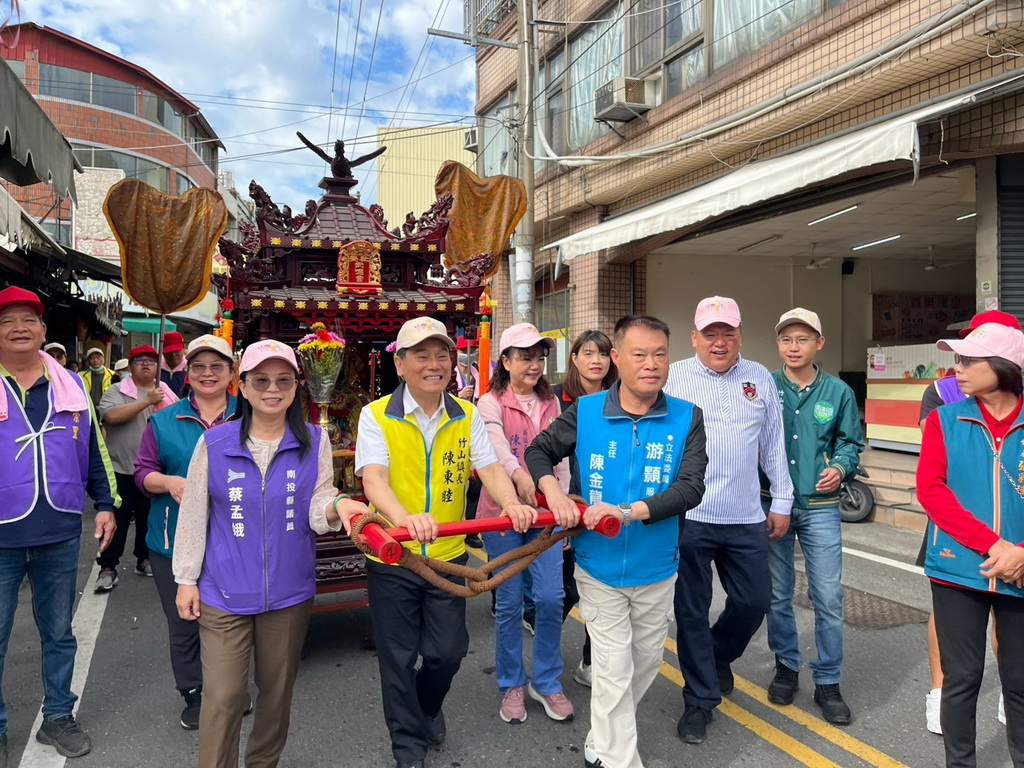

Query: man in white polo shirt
left=664, top=296, right=793, bottom=746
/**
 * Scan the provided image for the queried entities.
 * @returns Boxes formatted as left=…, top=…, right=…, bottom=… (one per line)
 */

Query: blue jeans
left=0, top=536, right=81, bottom=736
left=767, top=505, right=844, bottom=684
left=482, top=528, right=564, bottom=695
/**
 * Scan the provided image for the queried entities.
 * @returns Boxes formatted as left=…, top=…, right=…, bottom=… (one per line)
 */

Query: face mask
left=89, top=366, right=104, bottom=373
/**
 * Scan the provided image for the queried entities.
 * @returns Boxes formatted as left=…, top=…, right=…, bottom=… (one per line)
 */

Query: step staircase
left=857, top=446, right=926, bottom=533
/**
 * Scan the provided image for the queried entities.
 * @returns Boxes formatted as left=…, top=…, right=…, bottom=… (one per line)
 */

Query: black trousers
left=367, top=555, right=470, bottom=764
left=675, top=520, right=772, bottom=710
left=149, top=552, right=203, bottom=693
left=97, top=473, right=150, bottom=569
left=931, top=581, right=1024, bottom=768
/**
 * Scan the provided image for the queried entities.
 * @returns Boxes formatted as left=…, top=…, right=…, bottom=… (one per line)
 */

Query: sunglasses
left=246, top=375, right=297, bottom=391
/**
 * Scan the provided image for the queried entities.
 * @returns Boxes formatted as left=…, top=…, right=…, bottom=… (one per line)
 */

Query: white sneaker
left=573, top=661, right=592, bottom=687
left=998, top=692, right=1006, bottom=726
left=584, top=744, right=604, bottom=768
left=926, top=688, right=942, bottom=734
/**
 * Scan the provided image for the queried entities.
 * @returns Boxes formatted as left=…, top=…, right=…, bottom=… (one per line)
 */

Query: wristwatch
left=617, top=502, right=633, bottom=526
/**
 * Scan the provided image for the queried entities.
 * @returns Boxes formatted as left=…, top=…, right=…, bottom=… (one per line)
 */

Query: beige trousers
left=576, top=568, right=677, bottom=768
left=197, top=599, right=313, bottom=768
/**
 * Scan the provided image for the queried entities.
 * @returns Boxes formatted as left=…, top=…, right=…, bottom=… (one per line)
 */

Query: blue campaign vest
left=0, top=375, right=93, bottom=524
left=574, top=389, right=694, bottom=587
left=201, top=421, right=321, bottom=615
left=145, top=396, right=237, bottom=557
left=925, top=398, right=1024, bottom=597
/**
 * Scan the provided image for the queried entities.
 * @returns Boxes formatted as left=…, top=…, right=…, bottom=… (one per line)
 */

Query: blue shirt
left=665, top=355, right=793, bottom=524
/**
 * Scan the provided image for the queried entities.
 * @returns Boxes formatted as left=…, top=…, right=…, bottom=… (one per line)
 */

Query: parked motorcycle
left=839, top=466, right=875, bottom=523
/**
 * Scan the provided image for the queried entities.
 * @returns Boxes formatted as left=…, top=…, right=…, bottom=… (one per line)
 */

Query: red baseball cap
left=163, top=331, right=185, bottom=353
left=960, top=310, right=1021, bottom=337
left=128, top=345, right=159, bottom=362
left=0, top=286, right=45, bottom=316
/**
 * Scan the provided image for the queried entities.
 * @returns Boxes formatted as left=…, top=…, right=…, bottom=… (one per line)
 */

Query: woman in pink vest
left=478, top=323, right=573, bottom=726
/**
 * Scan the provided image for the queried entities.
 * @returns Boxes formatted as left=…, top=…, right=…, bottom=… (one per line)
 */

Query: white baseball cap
left=185, top=333, right=234, bottom=362
left=775, top=308, right=822, bottom=335
left=395, top=317, right=454, bottom=352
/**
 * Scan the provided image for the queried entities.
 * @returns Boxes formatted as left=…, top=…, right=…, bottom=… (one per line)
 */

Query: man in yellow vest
left=349, top=317, right=537, bottom=768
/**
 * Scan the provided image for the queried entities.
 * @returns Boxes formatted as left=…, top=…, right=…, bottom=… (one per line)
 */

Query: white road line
left=19, top=562, right=109, bottom=768
left=842, top=546, right=925, bottom=575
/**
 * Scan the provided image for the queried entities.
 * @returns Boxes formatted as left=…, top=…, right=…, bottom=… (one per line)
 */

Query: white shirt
left=355, top=386, right=498, bottom=474
left=664, top=354, right=793, bottom=525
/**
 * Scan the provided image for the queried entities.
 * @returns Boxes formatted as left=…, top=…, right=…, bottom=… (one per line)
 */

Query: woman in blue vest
left=172, top=339, right=367, bottom=768
left=917, top=322, right=1024, bottom=767
left=134, top=334, right=239, bottom=730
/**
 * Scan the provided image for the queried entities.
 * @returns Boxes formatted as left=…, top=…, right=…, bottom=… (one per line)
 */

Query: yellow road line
left=471, top=549, right=909, bottom=766
left=663, top=638, right=909, bottom=768
left=659, top=663, right=841, bottom=768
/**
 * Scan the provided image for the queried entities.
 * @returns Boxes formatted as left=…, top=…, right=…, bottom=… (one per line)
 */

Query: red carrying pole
left=358, top=494, right=620, bottom=565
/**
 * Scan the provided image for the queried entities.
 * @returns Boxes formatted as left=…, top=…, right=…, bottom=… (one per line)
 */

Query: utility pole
left=513, top=0, right=536, bottom=324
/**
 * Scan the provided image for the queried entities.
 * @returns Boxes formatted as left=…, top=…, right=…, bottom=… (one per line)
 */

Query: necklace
left=989, top=436, right=1024, bottom=502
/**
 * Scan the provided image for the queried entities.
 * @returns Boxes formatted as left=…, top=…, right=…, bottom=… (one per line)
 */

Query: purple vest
left=0, top=375, right=92, bottom=524
left=935, top=376, right=967, bottom=406
left=201, top=421, right=321, bottom=615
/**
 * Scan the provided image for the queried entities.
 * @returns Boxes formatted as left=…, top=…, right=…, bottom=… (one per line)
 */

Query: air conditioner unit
left=464, top=127, right=480, bottom=154
left=594, top=77, right=657, bottom=122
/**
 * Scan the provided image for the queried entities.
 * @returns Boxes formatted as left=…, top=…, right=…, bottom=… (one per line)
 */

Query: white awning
left=546, top=91, right=985, bottom=264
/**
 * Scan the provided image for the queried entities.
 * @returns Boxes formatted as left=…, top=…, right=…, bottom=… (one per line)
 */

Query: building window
left=632, top=0, right=703, bottom=75
left=92, top=73, right=137, bottom=114
left=144, top=91, right=183, bottom=135
left=40, top=219, right=72, bottom=247
left=38, top=63, right=91, bottom=103
left=7, top=59, right=26, bottom=82
left=711, top=0, right=816, bottom=67
left=176, top=173, right=194, bottom=196
left=569, top=5, right=625, bottom=150
left=37, top=64, right=137, bottom=115
left=73, top=144, right=172, bottom=194
left=480, top=89, right=516, bottom=177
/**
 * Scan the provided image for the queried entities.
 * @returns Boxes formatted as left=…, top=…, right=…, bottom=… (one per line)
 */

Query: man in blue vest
left=0, top=286, right=118, bottom=764
left=526, top=315, right=708, bottom=768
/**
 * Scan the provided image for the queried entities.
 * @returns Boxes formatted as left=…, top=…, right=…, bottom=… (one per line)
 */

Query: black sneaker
left=425, top=709, right=446, bottom=746
left=35, top=714, right=91, bottom=757
left=522, top=611, right=536, bottom=636
left=465, top=534, right=483, bottom=549
left=490, top=591, right=497, bottom=618
left=814, top=683, right=852, bottom=725
left=716, top=665, right=734, bottom=696
left=180, top=687, right=202, bottom=730
left=768, top=658, right=799, bottom=705
left=243, top=694, right=254, bottom=716
left=677, top=704, right=712, bottom=744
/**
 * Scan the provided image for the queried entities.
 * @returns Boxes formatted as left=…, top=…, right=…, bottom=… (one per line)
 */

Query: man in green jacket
left=761, top=308, right=863, bottom=726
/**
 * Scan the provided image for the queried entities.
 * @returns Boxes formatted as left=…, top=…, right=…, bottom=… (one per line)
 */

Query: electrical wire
left=324, top=0, right=345, bottom=174
left=353, top=0, right=386, bottom=143
left=340, top=0, right=366, bottom=139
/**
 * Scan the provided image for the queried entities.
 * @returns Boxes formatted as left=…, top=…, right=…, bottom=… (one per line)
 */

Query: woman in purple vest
left=478, top=323, right=574, bottom=725
left=172, top=339, right=367, bottom=768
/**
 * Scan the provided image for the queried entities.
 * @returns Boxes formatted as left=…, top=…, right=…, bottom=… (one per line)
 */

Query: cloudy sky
left=17, top=0, right=477, bottom=211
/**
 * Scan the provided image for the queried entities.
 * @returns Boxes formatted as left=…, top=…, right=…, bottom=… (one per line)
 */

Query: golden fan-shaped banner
left=103, top=179, right=228, bottom=314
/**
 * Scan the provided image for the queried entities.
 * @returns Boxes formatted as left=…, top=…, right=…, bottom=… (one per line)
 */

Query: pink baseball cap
left=239, top=339, right=300, bottom=374
left=694, top=296, right=742, bottom=330
left=499, top=323, right=555, bottom=352
left=937, top=323, right=1024, bottom=368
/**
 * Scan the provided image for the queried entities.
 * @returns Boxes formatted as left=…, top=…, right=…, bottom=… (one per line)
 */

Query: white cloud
left=18, top=0, right=475, bottom=213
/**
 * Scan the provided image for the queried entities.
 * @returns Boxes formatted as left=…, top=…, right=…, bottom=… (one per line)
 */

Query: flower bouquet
left=297, top=322, right=346, bottom=443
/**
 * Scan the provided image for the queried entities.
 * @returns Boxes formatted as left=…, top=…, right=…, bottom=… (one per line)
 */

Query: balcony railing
left=465, top=0, right=515, bottom=38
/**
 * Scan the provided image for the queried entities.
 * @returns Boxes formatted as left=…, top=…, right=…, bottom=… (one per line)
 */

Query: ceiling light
left=956, top=212, right=977, bottom=221
left=736, top=234, right=782, bottom=252
left=852, top=234, right=901, bottom=251
left=807, top=205, right=859, bottom=226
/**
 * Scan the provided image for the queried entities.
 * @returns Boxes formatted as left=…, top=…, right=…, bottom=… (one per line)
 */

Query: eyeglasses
left=188, top=362, right=229, bottom=375
left=246, top=375, right=297, bottom=391
left=777, top=336, right=818, bottom=346
left=953, top=353, right=984, bottom=368
left=131, top=357, right=158, bottom=365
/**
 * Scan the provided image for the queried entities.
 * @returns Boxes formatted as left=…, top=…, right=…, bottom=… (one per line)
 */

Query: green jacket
left=760, top=365, right=863, bottom=509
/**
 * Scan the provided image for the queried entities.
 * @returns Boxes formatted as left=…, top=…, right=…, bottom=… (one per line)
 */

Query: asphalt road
left=2, top=519, right=1015, bottom=768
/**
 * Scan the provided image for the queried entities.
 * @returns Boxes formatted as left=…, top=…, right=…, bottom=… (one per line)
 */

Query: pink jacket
left=476, top=387, right=569, bottom=519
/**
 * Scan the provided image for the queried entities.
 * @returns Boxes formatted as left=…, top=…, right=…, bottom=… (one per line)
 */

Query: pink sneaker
left=500, top=686, right=527, bottom=724
left=527, top=683, right=574, bottom=721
